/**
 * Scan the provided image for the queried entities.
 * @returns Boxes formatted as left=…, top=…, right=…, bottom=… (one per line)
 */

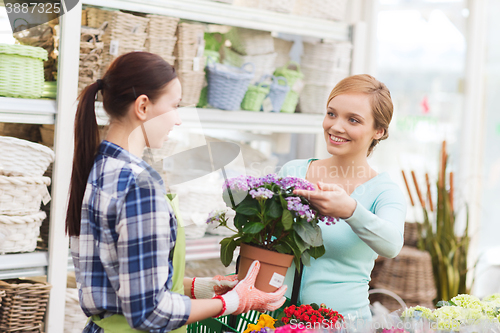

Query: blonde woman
left=279, top=74, right=406, bottom=320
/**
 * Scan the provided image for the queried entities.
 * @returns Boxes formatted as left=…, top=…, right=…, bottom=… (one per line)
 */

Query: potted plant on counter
left=207, top=174, right=337, bottom=292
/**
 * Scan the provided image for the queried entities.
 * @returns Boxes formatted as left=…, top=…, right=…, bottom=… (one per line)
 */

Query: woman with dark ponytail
left=67, top=52, right=286, bottom=333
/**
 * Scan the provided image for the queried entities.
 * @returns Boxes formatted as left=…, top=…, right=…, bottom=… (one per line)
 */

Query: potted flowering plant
left=277, top=303, right=343, bottom=330
left=207, top=174, right=337, bottom=292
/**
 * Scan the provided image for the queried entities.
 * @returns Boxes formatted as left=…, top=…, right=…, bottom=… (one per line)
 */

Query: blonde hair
left=327, top=74, right=393, bottom=156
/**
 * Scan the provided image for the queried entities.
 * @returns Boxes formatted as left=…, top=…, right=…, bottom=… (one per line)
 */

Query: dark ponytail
left=66, top=52, right=177, bottom=237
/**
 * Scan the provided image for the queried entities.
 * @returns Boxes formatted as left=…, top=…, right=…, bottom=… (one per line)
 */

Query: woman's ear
left=374, top=128, right=385, bottom=140
left=133, top=94, right=150, bottom=121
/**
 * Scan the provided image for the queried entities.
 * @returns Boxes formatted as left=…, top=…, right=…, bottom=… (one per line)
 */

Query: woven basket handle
left=286, top=61, right=301, bottom=72
left=368, top=288, right=408, bottom=310
left=81, top=33, right=97, bottom=45
left=274, top=76, right=288, bottom=87
left=241, top=62, right=255, bottom=75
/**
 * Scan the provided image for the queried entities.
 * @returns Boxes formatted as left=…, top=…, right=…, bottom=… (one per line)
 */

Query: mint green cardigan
left=278, top=159, right=407, bottom=319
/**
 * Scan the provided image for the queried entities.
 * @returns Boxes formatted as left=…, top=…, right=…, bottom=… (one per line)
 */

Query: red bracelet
left=191, top=278, right=196, bottom=299
left=212, top=295, right=226, bottom=318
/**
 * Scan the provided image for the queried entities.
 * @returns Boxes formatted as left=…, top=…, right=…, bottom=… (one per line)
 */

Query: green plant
left=207, top=174, right=338, bottom=271
left=404, top=141, right=470, bottom=302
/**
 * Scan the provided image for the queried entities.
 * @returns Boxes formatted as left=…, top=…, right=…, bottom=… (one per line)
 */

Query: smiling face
left=142, top=78, right=182, bottom=149
left=323, top=93, right=384, bottom=158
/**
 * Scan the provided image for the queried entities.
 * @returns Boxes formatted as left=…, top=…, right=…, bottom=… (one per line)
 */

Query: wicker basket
left=223, top=47, right=277, bottom=83
left=175, top=23, right=205, bottom=59
left=145, top=36, right=177, bottom=58
left=241, top=81, right=270, bottom=112
left=13, top=22, right=58, bottom=82
left=177, top=71, right=206, bottom=107
left=273, top=38, right=293, bottom=68
left=302, top=41, right=352, bottom=68
left=0, top=44, right=48, bottom=99
left=226, top=27, right=274, bottom=56
left=0, top=211, right=46, bottom=254
left=298, top=83, right=333, bottom=114
left=371, top=246, right=437, bottom=311
left=280, top=90, right=299, bottom=113
left=175, top=57, right=206, bottom=72
left=404, top=222, right=420, bottom=248
left=64, top=288, right=87, bottom=333
left=0, top=279, right=52, bottom=332
left=301, top=63, right=348, bottom=86
left=267, top=76, right=289, bottom=112
left=146, top=14, right=179, bottom=38
left=86, top=8, right=149, bottom=77
left=259, top=0, right=296, bottom=13
left=0, top=136, right=55, bottom=177
left=292, top=0, right=347, bottom=21
left=79, top=30, right=104, bottom=95
left=0, top=176, right=51, bottom=216
left=274, top=61, right=304, bottom=91
left=206, top=60, right=255, bottom=110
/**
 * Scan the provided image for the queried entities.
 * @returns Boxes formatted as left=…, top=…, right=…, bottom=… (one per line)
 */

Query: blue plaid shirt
left=71, top=140, right=191, bottom=332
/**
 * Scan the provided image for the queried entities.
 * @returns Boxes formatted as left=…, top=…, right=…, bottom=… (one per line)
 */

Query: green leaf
left=310, top=303, right=320, bottom=310
left=220, top=238, right=237, bottom=267
left=308, top=245, right=326, bottom=259
left=282, top=210, right=293, bottom=230
left=234, top=214, right=247, bottom=230
left=293, top=221, right=323, bottom=247
left=301, top=250, right=311, bottom=266
left=274, top=244, right=292, bottom=254
left=293, top=232, right=310, bottom=254
left=243, top=222, right=265, bottom=234
left=279, top=194, right=288, bottom=209
left=267, top=199, right=283, bottom=219
left=235, top=203, right=259, bottom=216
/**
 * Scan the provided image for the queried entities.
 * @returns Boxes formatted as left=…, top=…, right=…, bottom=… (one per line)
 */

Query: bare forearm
left=183, top=277, right=193, bottom=297
left=185, top=299, right=223, bottom=325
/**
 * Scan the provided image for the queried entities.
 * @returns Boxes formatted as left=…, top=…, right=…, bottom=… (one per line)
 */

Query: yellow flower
left=243, top=323, right=263, bottom=333
left=258, top=314, right=277, bottom=329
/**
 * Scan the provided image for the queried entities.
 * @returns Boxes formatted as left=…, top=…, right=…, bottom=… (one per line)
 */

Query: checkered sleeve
left=115, top=169, right=191, bottom=332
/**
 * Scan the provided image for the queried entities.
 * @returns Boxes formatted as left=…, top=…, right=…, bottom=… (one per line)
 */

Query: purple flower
left=285, top=197, right=315, bottom=222
left=249, top=188, right=274, bottom=200
left=319, top=215, right=338, bottom=225
left=279, top=177, right=315, bottom=191
left=223, top=175, right=250, bottom=191
left=206, top=209, right=225, bottom=224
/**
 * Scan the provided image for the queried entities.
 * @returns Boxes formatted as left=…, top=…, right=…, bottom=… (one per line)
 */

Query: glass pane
left=370, top=0, right=467, bottom=221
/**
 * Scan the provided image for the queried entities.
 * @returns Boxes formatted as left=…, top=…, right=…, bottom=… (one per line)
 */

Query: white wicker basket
left=64, top=288, right=87, bottom=333
left=273, top=38, right=293, bottom=68
left=226, top=27, right=275, bottom=56
left=0, top=136, right=55, bottom=177
left=0, top=176, right=51, bottom=216
left=301, top=63, right=348, bottom=86
left=303, top=41, right=352, bottom=61
left=175, top=57, right=206, bottom=72
left=292, top=0, right=347, bottom=21
left=299, top=83, right=334, bottom=114
left=0, top=211, right=46, bottom=254
left=223, top=47, right=277, bottom=83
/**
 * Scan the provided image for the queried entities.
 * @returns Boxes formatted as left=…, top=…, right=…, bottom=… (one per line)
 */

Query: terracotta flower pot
left=238, top=243, right=294, bottom=292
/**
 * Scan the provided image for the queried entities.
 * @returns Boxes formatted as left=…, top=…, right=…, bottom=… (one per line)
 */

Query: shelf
left=81, top=0, right=350, bottom=40
left=0, top=252, right=49, bottom=279
left=96, top=103, right=324, bottom=134
left=0, top=97, right=56, bottom=125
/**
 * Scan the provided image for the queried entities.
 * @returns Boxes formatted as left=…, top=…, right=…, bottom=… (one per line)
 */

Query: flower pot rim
left=240, top=242, right=294, bottom=267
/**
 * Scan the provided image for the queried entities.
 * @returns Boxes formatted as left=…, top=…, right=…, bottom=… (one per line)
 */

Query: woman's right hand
left=220, top=260, right=287, bottom=315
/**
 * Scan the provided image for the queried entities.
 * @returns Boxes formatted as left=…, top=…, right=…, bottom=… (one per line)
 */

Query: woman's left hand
left=293, top=181, right=357, bottom=220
